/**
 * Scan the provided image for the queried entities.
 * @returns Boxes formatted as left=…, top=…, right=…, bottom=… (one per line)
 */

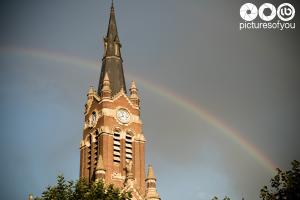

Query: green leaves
left=260, top=160, right=300, bottom=200
left=35, top=175, right=131, bottom=200
left=212, top=160, right=299, bottom=200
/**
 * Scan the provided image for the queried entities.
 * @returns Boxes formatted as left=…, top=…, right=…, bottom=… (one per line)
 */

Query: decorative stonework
left=111, top=90, right=140, bottom=110
left=102, top=107, right=142, bottom=125
left=111, top=172, right=125, bottom=181
left=135, top=134, right=146, bottom=143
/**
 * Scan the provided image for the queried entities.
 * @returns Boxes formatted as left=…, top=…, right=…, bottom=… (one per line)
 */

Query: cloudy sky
left=0, top=0, right=299, bottom=200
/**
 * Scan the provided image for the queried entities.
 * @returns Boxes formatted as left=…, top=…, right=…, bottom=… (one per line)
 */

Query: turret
left=145, top=165, right=160, bottom=200
left=130, top=80, right=140, bottom=107
left=87, top=86, right=96, bottom=99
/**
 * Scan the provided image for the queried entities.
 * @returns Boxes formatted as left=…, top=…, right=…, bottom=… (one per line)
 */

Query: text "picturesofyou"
left=239, top=3, right=295, bottom=30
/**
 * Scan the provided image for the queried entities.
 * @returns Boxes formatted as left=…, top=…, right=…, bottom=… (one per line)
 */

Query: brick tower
left=79, top=2, right=160, bottom=199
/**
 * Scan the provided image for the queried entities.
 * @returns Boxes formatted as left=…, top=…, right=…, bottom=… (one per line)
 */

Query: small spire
left=130, top=80, right=137, bottom=90
left=104, top=72, right=109, bottom=82
left=111, top=0, right=114, bottom=8
left=88, top=86, right=95, bottom=94
left=96, top=155, right=105, bottom=170
left=101, top=73, right=111, bottom=92
left=101, top=73, right=111, bottom=98
left=28, top=194, right=34, bottom=200
left=130, top=81, right=139, bottom=106
left=102, top=73, right=110, bottom=89
left=145, top=164, right=160, bottom=200
left=147, top=164, right=156, bottom=180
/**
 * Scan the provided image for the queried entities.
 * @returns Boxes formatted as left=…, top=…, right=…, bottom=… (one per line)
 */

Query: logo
left=240, top=3, right=258, bottom=21
left=277, top=3, right=295, bottom=21
left=259, top=3, right=276, bottom=21
left=239, top=3, right=296, bottom=30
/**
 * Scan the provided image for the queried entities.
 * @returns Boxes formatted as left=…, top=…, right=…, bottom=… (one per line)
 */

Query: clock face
left=116, top=109, right=130, bottom=124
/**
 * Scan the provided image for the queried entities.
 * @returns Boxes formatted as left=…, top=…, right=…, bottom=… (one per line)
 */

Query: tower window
left=113, top=132, right=121, bottom=163
left=125, top=133, right=133, bottom=162
left=92, top=111, right=97, bottom=125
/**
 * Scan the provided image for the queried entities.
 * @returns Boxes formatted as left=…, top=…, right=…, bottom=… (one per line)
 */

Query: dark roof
left=98, top=2, right=126, bottom=96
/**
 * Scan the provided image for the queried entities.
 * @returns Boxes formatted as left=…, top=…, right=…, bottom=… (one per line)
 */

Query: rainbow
left=0, top=46, right=277, bottom=174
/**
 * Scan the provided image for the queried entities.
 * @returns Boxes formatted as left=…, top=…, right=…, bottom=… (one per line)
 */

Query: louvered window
left=125, top=133, right=133, bottom=162
left=113, top=132, right=121, bottom=163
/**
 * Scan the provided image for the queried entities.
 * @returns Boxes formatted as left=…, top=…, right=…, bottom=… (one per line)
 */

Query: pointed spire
left=147, top=164, right=156, bottom=180
left=28, top=194, right=34, bottom=200
left=88, top=86, right=95, bottom=95
left=98, top=1, right=126, bottom=96
left=130, top=80, right=139, bottom=106
left=130, top=80, right=137, bottom=94
left=107, top=0, right=119, bottom=43
left=145, top=165, right=160, bottom=200
left=87, top=86, right=96, bottom=101
left=101, top=72, right=111, bottom=98
left=104, top=72, right=110, bottom=82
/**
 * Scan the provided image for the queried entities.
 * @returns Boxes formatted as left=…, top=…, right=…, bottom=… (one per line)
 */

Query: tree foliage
left=260, top=160, right=300, bottom=200
left=35, top=175, right=131, bottom=200
left=211, top=196, right=231, bottom=200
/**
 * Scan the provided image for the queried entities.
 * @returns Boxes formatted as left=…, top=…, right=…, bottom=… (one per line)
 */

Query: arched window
left=92, top=111, right=97, bottom=125
left=113, top=132, right=121, bottom=163
left=125, top=133, right=133, bottom=162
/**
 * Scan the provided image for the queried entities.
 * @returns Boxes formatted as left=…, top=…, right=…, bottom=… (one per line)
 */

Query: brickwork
left=80, top=89, right=146, bottom=194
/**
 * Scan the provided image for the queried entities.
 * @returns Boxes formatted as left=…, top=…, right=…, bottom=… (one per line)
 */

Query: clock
left=116, top=109, right=130, bottom=124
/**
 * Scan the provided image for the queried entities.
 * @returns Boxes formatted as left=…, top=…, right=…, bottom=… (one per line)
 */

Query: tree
left=260, top=160, right=300, bottom=200
left=211, top=196, right=231, bottom=200
left=34, top=175, right=131, bottom=200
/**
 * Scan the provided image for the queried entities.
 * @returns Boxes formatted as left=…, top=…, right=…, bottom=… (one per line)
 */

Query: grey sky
left=0, top=0, right=299, bottom=200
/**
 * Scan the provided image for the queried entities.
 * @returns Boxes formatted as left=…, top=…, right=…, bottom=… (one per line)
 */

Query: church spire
left=145, top=164, right=160, bottom=200
left=98, top=1, right=126, bottom=96
left=106, top=0, right=120, bottom=44
left=146, top=164, right=156, bottom=180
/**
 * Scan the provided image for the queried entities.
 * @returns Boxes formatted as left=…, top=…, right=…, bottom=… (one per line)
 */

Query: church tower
left=79, top=2, right=160, bottom=199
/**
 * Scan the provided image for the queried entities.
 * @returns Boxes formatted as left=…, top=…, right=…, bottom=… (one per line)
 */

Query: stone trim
left=111, top=172, right=125, bottom=181
left=102, top=108, right=142, bottom=125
